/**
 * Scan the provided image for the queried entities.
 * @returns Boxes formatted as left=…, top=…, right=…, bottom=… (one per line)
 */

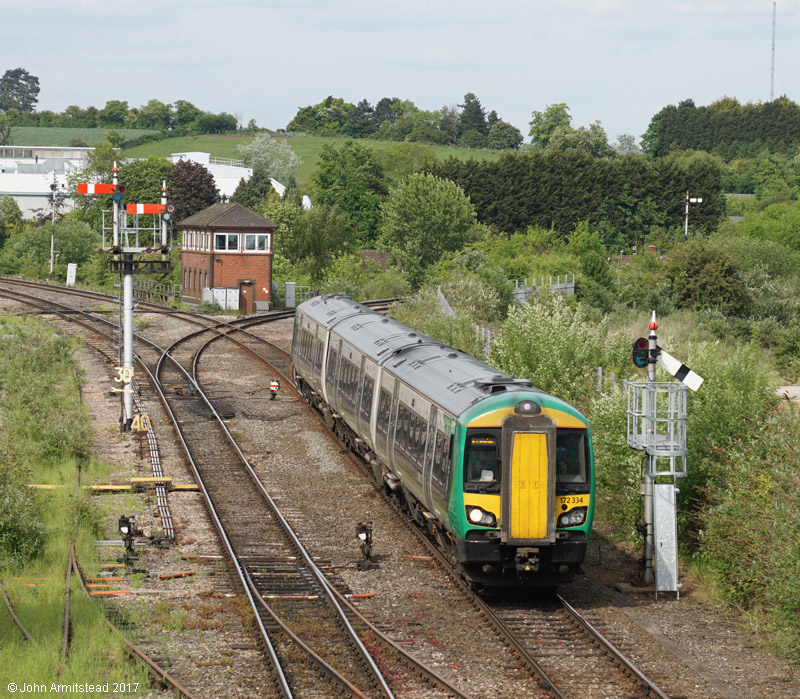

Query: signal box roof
left=176, top=202, right=277, bottom=230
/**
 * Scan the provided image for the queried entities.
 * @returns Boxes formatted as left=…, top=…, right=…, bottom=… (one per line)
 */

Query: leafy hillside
left=123, top=134, right=506, bottom=188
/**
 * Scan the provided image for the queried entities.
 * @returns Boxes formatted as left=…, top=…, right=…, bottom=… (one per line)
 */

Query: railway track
left=150, top=317, right=468, bottom=696
left=0, top=280, right=453, bottom=695
left=1, top=279, right=683, bottom=697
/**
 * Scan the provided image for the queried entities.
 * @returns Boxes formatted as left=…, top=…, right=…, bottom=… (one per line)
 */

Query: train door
left=500, top=411, right=556, bottom=544
left=421, top=405, right=437, bottom=512
left=324, top=337, right=341, bottom=408
left=375, top=372, right=396, bottom=466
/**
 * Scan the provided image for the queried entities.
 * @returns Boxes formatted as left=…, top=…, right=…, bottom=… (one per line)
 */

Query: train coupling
left=514, top=550, right=541, bottom=572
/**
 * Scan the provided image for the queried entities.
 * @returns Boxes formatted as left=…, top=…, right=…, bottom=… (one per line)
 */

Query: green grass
left=9, top=127, right=159, bottom=147
left=124, top=133, right=507, bottom=188
left=0, top=315, right=152, bottom=692
left=0, top=460, right=152, bottom=693
left=8, top=127, right=508, bottom=188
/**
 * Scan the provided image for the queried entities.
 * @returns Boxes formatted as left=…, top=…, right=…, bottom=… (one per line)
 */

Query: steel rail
left=241, top=567, right=371, bottom=699
left=557, top=594, right=671, bottom=699
left=145, top=351, right=294, bottom=698
left=154, top=329, right=395, bottom=698
left=71, top=554, right=198, bottom=699
left=2, top=590, right=36, bottom=643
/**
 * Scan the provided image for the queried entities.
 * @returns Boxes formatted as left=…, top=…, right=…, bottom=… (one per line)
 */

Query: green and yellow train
left=292, top=294, right=595, bottom=587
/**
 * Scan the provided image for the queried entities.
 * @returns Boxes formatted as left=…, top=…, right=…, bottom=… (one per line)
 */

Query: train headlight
left=466, top=506, right=497, bottom=527
left=558, top=507, right=587, bottom=528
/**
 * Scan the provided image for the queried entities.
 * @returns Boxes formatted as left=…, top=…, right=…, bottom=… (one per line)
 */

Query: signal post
left=627, top=312, right=703, bottom=597
left=78, top=165, right=173, bottom=431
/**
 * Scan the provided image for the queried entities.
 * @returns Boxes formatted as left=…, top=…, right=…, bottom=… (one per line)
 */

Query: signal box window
left=214, top=233, right=239, bottom=251
left=463, top=430, right=500, bottom=493
left=556, top=429, right=589, bottom=485
left=244, top=233, right=270, bottom=252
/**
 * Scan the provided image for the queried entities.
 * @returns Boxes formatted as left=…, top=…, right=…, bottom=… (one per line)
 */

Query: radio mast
left=770, top=2, right=776, bottom=101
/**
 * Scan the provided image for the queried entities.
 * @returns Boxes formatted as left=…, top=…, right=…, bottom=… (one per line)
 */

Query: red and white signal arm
left=77, top=183, right=116, bottom=194
left=126, top=203, right=166, bottom=214
left=270, top=380, right=280, bottom=391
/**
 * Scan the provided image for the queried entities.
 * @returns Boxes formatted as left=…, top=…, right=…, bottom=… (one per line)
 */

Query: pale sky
left=6, top=1, right=799, bottom=144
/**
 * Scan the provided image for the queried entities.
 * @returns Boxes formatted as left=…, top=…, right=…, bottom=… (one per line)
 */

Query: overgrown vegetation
left=0, top=315, right=151, bottom=689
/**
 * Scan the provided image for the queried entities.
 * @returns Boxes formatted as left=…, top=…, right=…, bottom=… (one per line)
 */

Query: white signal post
left=683, top=191, right=703, bottom=242
left=77, top=167, right=172, bottom=431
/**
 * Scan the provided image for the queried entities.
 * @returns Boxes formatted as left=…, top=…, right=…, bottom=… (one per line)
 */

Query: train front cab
left=455, top=399, right=593, bottom=588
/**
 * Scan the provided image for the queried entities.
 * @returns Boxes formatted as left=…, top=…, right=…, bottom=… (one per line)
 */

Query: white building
left=0, top=146, right=88, bottom=217
left=0, top=147, right=252, bottom=218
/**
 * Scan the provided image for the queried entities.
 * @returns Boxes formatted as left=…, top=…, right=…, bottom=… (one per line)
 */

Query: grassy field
left=7, top=127, right=507, bottom=187
left=10, top=127, right=159, bottom=146
left=125, top=134, right=507, bottom=187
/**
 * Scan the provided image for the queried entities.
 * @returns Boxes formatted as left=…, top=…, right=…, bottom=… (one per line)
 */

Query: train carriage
left=292, top=294, right=595, bottom=587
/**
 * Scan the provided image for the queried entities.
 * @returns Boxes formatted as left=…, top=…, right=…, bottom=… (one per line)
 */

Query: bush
left=195, top=301, right=223, bottom=314
left=694, top=405, right=800, bottom=658
left=665, top=241, right=751, bottom=316
left=488, top=294, right=631, bottom=409
left=0, top=475, right=46, bottom=569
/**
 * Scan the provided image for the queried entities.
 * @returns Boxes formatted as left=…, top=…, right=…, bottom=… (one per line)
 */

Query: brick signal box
left=177, top=202, right=278, bottom=313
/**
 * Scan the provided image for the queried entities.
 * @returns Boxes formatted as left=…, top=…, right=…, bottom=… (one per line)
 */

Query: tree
left=290, top=205, right=358, bottom=280
left=613, top=133, right=641, bottom=155
left=138, top=99, right=172, bottom=130
left=231, top=167, right=279, bottom=209
left=173, top=99, right=202, bottom=127
left=378, top=142, right=436, bottom=185
left=313, top=141, right=388, bottom=244
left=169, top=160, right=218, bottom=222
left=0, top=112, right=11, bottom=145
left=487, top=121, right=523, bottom=150
left=547, top=121, right=615, bottom=158
left=0, top=68, right=40, bottom=112
left=117, top=157, right=174, bottom=215
left=0, top=213, right=98, bottom=277
left=344, top=99, right=375, bottom=138
left=194, top=112, right=237, bottom=134
left=378, top=172, right=481, bottom=286
left=100, top=100, right=129, bottom=127
left=528, top=103, right=571, bottom=149
left=237, top=133, right=301, bottom=182
left=259, top=196, right=305, bottom=260
left=458, top=93, right=488, bottom=137
left=438, top=105, right=459, bottom=144
left=0, top=194, right=23, bottom=247
left=105, top=130, right=125, bottom=148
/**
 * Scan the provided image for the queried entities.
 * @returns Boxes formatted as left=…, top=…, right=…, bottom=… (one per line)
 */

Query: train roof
left=297, top=294, right=578, bottom=419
